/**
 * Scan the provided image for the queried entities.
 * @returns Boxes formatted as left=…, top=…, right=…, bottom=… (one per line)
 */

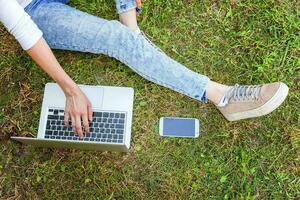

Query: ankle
left=206, top=81, right=230, bottom=104
left=119, top=9, right=139, bottom=32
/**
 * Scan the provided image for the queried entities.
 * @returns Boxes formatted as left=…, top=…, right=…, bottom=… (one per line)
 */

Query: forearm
left=27, top=38, right=92, bottom=136
left=27, top=37, right=79, bottom=96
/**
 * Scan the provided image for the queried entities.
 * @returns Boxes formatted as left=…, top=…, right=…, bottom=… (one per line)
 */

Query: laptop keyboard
left=44, top=109, right=126, bottom=143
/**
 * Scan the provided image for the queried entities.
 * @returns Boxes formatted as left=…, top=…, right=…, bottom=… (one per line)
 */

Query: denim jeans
left=25, top=0, right=209, bottom=102
left=115, top=0, right=139, bottom=14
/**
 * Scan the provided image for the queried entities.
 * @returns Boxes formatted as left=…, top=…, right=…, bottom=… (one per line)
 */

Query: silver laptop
left=11, top=83, right=134, bottom=152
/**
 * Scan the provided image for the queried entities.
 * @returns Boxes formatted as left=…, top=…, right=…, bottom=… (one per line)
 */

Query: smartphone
left=159, top=117, right=199, bottom=138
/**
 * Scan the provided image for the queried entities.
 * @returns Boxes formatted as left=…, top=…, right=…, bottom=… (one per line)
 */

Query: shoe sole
left=224, top=82, right=289, bottom=121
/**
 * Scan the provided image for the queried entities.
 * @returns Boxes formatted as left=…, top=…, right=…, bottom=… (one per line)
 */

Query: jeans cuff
left=117, top=0, right=138, bottom=14
left=199, top=76, right=209, bottom=103
left=201, top=90, right=208, bottom=103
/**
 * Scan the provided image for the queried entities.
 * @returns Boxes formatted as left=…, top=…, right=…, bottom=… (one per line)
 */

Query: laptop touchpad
left=80, top=86, right=104, bottom=108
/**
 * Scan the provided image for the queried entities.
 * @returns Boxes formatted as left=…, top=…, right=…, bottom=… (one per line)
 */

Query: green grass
left=1, top=0, right=299, bottom=199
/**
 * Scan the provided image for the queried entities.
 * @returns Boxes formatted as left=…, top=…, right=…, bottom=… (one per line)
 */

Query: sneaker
left=217, top=82, right=289, bottom=121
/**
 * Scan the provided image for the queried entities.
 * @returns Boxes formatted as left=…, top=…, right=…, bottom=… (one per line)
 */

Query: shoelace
left=225, top=84, right=262, bottom=102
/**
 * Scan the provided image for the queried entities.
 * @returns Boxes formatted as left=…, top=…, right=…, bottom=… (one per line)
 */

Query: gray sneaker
left=217, top=82, right=289, bottom=121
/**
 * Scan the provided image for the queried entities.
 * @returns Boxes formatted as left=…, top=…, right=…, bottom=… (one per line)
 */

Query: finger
left=87, top=103, right=93, bottom=122
left=64, top=111, right=70, bottom=127
left=75, top=115, right=83, bottom=138
left=71, top=115, right=76, bottom=133
left=82, top=113, right=90, bottom=134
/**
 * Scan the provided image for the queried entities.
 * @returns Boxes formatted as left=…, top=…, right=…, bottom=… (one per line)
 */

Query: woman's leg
left=26, top=2, right=289, bottom=121
left=28, top=2, right=210, bottom=103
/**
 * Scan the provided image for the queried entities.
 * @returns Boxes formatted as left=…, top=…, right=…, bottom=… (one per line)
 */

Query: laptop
left=11, top=83, right=134, bottom=152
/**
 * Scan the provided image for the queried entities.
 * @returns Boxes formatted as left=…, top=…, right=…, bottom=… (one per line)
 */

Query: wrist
left=56, top=78, right=80, bottom=97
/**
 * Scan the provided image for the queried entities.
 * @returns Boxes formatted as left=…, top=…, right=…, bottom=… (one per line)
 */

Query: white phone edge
left=194, top=118, right=199, bottom=138
left=159, top=117, right=164, bottom=136
left=159, top=117, right=200, bottom=138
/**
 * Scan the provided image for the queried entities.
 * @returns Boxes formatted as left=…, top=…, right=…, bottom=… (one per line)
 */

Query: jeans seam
left=110, top=50, right=208, bottom=101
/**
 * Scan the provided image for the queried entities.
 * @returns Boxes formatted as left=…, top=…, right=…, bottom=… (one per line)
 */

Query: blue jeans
left=115, top=0, right=140, bottom=14
left=25, top=0, right=209, bottom=102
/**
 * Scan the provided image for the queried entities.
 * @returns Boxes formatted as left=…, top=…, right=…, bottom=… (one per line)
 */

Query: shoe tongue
left=217, top=95, right=228, bottom=107
left=217, top=86, right=234, bottom=107
left=224, top=86, right=236, bottom=100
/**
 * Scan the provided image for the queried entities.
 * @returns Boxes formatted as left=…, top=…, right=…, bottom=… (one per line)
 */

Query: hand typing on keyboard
left=64, top=87, right=93, bottom=138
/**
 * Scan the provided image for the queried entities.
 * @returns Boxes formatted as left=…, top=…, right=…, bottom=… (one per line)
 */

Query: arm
left=27, top=38, right=92, bottom=137
left=0, top=0, right=91, bottom=137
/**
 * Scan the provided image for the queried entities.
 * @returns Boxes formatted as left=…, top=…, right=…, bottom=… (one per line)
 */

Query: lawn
left=0, top=0, right=299, bottom=199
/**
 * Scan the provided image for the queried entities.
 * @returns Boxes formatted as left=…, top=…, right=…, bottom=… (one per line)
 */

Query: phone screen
left=162, top=118, right=196, bottom=137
